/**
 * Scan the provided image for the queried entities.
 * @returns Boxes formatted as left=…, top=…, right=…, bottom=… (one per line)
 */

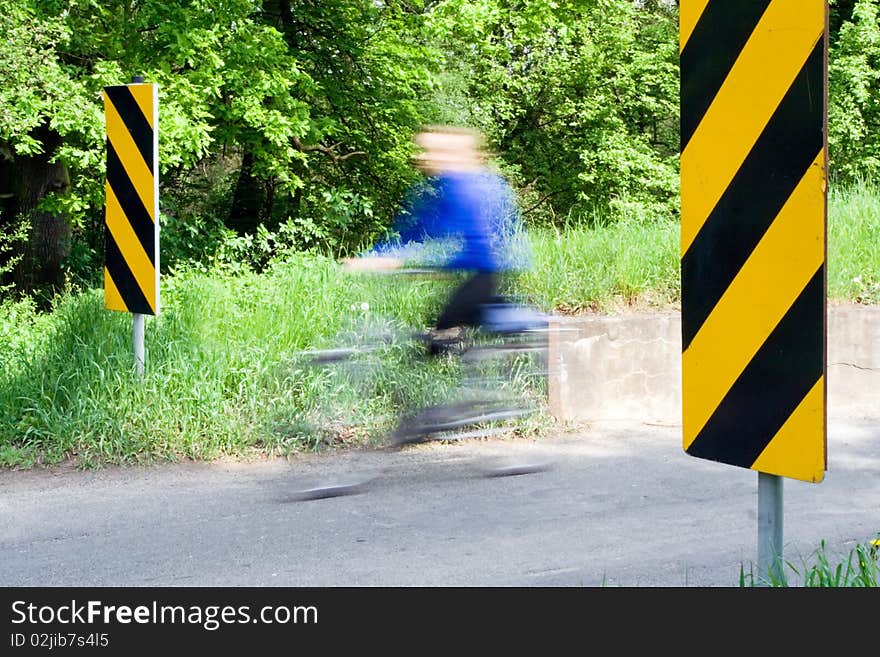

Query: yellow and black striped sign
left=103, top=82, right=159, bottom=315
left=679, top=1, right=827, bottom=483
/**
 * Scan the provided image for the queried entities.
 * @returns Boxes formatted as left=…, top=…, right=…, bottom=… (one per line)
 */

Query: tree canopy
left=1, top=0, right=877, bottom=301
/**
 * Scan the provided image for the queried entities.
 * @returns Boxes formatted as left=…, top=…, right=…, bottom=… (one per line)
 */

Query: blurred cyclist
left=341, top=125, right=531, bottom=355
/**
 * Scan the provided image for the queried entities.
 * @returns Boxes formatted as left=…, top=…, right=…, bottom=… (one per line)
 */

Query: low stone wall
left=547, top=304, right=880, bottom=424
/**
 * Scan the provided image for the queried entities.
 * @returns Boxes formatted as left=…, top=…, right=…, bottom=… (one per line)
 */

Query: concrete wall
left=547, top=304, right=880, bottom=424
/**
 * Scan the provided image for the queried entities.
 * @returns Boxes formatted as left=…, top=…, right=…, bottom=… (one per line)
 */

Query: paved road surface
left=2, top=412, right=878, bottom=587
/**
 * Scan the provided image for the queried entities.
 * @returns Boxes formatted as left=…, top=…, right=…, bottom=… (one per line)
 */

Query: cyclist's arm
left=339, top=256, right=403, bottom=272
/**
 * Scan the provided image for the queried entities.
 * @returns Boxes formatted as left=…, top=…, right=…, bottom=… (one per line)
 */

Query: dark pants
left=427, top=271, right=498, bottom=356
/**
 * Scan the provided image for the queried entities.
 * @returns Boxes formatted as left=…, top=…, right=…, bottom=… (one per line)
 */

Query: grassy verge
left=521, top=218, right=680, bottom=313
left=0, top=255, right=547, bottom=467
left=521, top=179, right=880, bottom=311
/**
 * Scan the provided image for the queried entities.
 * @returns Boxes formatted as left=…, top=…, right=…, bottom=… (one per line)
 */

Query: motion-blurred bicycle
left=288, top=269, right=556, bottom=498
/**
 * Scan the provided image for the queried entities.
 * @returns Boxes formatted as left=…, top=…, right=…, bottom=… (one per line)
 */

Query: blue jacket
left=370, top=170, right=530, bottom=273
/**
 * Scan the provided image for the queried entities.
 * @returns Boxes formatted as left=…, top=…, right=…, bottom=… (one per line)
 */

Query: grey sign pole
left=133, top=313, right=145, bottom=377
left=757, top=472, right=784, bottom=585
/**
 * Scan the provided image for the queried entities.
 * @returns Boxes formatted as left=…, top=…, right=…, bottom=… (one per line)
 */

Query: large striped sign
left=679, top=1, right=827, bottom=483
left=103, top=82, right=159, bottom=315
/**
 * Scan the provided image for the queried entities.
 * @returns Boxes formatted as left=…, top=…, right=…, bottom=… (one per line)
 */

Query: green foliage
left=0, top=0, right=445, bottom=293
left=287, top=188, right=377, bottom=257
left=2, top=0, right=879, bottom=299
left=158, top=153, right=240, bottom=274
left=0, top=2, right=85, bottom=290
left=0, top=2, right=82, bottom=156
left=0, top=218, right=29, bottom=296
left=425, top=0, right=681, bottom=225
left=828, top=0, right=880, bottom=184
left=261, top=1, right=438, bottom=243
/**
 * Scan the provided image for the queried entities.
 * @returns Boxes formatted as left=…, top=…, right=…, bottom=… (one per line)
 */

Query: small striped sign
left=103, top=82, right=159, bottom=315
left=679, top=1, right=827, bottom=483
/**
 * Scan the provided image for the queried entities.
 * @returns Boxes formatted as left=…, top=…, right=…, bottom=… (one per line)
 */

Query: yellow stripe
left=104, top=267, right=128, bottom=312
left=752, top=377, right=825, bottom=482
left=103, top=93, right=156, bottom=222
left=680, top=0, right=823, bottom=257
left=679, top=0, right=710, bottom=53
left=682, top=151, right=825, bottom=448
left=105, top=182, right=156, bottom=313
left=128, top=83, right=155, bottom=130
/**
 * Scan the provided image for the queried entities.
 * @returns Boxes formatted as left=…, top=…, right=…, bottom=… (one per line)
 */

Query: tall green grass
left=828, top=181, right=880, bottom=302
left=739, top=535, right=880, bottom=587
left=0, top=253, right=529, bottom=467
left=520, top=179, right=880, bottom=311
left=521, top=218, right=680, bottom=313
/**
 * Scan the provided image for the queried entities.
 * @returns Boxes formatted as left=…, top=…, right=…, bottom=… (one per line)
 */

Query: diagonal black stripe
left=105, top=225, right=153, bottom=315
left=681, top=41, right=824, bottom=352
left=105, top=85, right=153, bottom=170
left=106, top=141, right=155, bottom=265
left=686, top=267, right=824, bottom=469
left=680, top=0, right=772, bottom=151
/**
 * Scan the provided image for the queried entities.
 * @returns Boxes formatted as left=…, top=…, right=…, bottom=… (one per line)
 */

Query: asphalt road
left=2, top=412, right=878, bottom=587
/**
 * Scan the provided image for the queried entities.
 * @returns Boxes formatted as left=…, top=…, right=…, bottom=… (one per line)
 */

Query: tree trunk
left=227, top=149, right=268, bottom=235
left=1, top=126, right=72, bottom=299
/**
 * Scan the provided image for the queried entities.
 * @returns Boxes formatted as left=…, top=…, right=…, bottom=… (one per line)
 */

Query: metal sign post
left=133, top=312, right=145, bottom=377
left=758, top=472, right=784, bottom=584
